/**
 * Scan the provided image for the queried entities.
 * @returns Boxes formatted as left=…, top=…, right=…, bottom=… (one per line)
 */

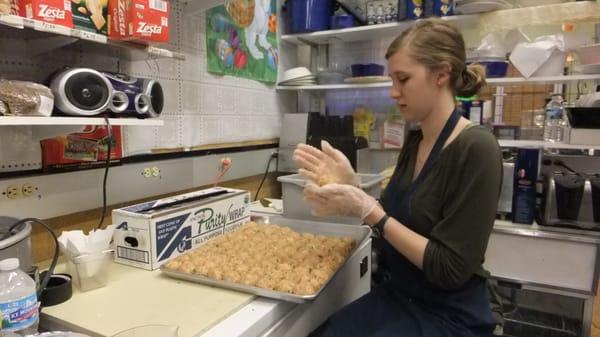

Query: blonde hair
left=385, top=18, right=486, bottom=97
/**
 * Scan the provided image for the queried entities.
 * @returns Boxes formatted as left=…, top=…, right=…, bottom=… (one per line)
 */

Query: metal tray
left=160, top=216, right=371, bottom=303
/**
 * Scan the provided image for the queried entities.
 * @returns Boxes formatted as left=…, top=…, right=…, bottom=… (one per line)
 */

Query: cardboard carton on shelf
left=71, top=0, right=108, bottom=34
left=40, top=125, right=123, bottom=172
left=108, top=0, right=169, bottom=43
left=19, top=0, right=74, bottom=28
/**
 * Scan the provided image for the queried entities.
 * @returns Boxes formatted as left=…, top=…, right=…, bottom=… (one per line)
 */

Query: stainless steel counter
left=487, top=219, right=600, bottom=337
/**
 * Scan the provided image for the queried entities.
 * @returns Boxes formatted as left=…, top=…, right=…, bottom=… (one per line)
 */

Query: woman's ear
left=436, top=62, right=452, bottom=87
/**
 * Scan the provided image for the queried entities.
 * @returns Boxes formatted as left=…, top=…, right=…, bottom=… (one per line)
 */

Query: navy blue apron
left=310, top=109, right=495, bottom=337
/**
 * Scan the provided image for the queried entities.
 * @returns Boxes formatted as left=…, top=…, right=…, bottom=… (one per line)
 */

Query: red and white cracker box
left=108, top=0, right=169, bottom=43
left=108, top=0, right=127, bottom=39
left=127, top=0, right=169, bottom=43
left=19, top=0, right=73, bottom=28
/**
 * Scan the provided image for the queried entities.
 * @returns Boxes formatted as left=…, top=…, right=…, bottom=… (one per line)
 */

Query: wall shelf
left=0, top=14, right=185, bottom=60
left=280, top=14, right=479, bottom=45
left=487, top=75, right=600, bottom=86
left=281, top=2, right=600, bottom=46
left=0, top=116, right=164, bottom=126
left=497, top=139, right=600, bottom=151
left=276, top=75, right=600, bottom=91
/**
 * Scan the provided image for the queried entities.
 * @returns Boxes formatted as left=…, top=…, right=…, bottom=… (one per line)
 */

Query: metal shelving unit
left=497, top=139, right=600, bottom=151
left=280, top=14, right=479, bottom=45
left=276, top=75, right=600, bottom=91
left=0, top=116, right=164, bottom=126
left=0, top=14, right=185, bottom=60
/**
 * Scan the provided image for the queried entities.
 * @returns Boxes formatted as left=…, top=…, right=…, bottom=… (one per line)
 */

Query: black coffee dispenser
left=553, top=173, right=586, bottom=221
left=591, top=174, right=600, bottom=223
left=542, top=171, right=600, bottom=229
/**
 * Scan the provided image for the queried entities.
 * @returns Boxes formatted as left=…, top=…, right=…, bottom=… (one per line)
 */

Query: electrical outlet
left=22, top=183, right=37, bottom=197
left=6, top=185, right=20, bottom=199
left=142, top=168, right=152, bottom=178
left=151, top=166, right=160, bottom=177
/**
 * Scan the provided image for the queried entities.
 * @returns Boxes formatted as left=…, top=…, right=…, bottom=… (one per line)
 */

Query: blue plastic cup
left=290, top=0, right=334, bottom=33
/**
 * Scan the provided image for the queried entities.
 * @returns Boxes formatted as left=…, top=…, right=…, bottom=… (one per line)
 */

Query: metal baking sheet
left=160, top=216, right=372, bottom=303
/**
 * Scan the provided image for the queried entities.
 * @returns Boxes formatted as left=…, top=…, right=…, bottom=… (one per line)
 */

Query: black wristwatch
left=371, top=214, right=389, bottom=237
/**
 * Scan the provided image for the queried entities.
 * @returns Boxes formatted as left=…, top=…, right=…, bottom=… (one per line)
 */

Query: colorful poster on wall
left=206, top=0, right=278, bottom=83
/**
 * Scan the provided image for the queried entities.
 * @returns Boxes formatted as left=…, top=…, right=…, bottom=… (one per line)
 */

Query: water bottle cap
left=0, top=258, right=19, bottom=271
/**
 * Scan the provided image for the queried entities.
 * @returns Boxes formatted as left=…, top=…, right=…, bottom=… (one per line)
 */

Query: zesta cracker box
left=108, top=0, right=169, bottom=43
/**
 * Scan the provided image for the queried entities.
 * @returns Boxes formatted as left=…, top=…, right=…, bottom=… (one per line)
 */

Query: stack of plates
left=455, top=0, right=512, bottom=14
left=279, top=67, right=317, bottom=86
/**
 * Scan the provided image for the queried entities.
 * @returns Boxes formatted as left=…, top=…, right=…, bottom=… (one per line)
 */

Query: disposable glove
left=293, top=140, right=360, bottom=187
left=303, top=183, right=378, bottom=220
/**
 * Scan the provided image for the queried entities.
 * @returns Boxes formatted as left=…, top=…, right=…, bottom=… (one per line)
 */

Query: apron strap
left=402, top=109, right=462, bottom=215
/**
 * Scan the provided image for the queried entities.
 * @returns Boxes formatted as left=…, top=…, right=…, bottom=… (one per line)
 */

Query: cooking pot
left=0, top=216, right=33, bottom=271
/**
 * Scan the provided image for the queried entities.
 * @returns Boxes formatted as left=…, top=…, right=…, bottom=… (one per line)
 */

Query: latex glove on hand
left=303, top=183, right=378, bottom=220
left=293, top=140, right=360, bottom=187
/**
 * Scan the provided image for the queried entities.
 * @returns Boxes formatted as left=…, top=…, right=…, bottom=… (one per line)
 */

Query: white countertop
left=42, top=262, right=255, bottom=337
left=40, top=203, right=599, bottom=337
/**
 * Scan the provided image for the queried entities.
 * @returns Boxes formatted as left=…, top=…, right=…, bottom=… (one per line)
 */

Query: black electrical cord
left=1, top=218, right=59, bottom=302
left=96, top=116, right=112, bottom=230
left=254, top=153, right=277, bottom=202
left=553, top=159, right=577, bottom=174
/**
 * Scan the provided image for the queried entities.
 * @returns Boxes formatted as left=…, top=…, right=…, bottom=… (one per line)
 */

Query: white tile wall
left=0, top=0, right=291, bottom=168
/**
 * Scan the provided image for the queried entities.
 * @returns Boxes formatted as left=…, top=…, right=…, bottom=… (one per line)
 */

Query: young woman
left=294, top=19, right=503, bottom=337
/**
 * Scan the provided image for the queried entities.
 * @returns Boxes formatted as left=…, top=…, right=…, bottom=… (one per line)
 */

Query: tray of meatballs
left=161, top=216, right=371, bottom=303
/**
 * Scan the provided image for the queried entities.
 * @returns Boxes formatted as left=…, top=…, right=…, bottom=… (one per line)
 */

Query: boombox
left=49, top=68, right=163, bottom=118
left=102, top=72, right=164, bottom=118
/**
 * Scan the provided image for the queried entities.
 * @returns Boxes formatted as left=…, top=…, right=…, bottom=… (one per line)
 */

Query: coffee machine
left=540, top=155, right=600, bottom=230
left=277, top=112, right=369, bottom=172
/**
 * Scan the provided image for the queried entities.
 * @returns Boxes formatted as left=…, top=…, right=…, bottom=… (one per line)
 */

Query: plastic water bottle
left=544, top=93, right=565, bottom=142
left=0, top=258, right=39, bottom=335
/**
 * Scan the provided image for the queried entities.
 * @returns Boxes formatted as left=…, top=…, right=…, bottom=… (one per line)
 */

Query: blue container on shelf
left=351, top=64, right=365, bottom=77
left=433, top=0, right=454, bottom=16
left=290, top=0, right=334, bottom=33
left=364, top=63, right=384, bottom=76
left=351, top=63, right=384, bottom=77
left=330, top=15, right=354, bottom=29
left=467, top=57, right=509, bottom=78
left=407, top=0, right=424, bottom=19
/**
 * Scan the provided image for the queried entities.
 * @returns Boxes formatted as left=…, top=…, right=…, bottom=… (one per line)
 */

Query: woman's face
left=388, top=48, right=444, bottom=123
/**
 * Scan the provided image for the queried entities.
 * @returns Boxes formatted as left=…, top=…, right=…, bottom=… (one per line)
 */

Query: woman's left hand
left=303, top=183, right=378, bottom=220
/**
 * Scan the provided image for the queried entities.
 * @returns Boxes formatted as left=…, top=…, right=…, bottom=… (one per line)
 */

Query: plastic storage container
left=277, top=173, right=384, bottom=224
left=290, top=0, right=334, bottom=33
left=68, top=250, right=112, bottom=292
left=112, top=324, right=179, bottom=337
left=0, top=258, right=39, bottom=335
left=467, top=57, right=509, bottom=78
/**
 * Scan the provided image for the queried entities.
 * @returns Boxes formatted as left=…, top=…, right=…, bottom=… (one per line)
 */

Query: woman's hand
left=303, top=183, right=378, bottom=220
left=293, top=140, right=360, bottom=187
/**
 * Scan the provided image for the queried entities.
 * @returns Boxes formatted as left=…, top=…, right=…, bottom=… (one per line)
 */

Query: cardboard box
left=19, top=0, right=73, bottom=28
left=40, top=125, right=122, bottom=172
left=108, top=0, right=169, bottom=43
left=107, top=0, right=125, bottom=39
left=113, top=187, right=251, bottom=270
left=71, top=0, right=107, bottom=34
left=0, top=0, right=19, bottom=15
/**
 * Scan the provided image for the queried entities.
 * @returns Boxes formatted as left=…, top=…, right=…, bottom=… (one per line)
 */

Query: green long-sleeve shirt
left=388, top=124, right=502, bottom=290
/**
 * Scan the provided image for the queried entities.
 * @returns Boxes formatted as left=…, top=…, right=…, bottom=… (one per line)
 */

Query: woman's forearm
left=365, top=207, right=428, bottom=270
